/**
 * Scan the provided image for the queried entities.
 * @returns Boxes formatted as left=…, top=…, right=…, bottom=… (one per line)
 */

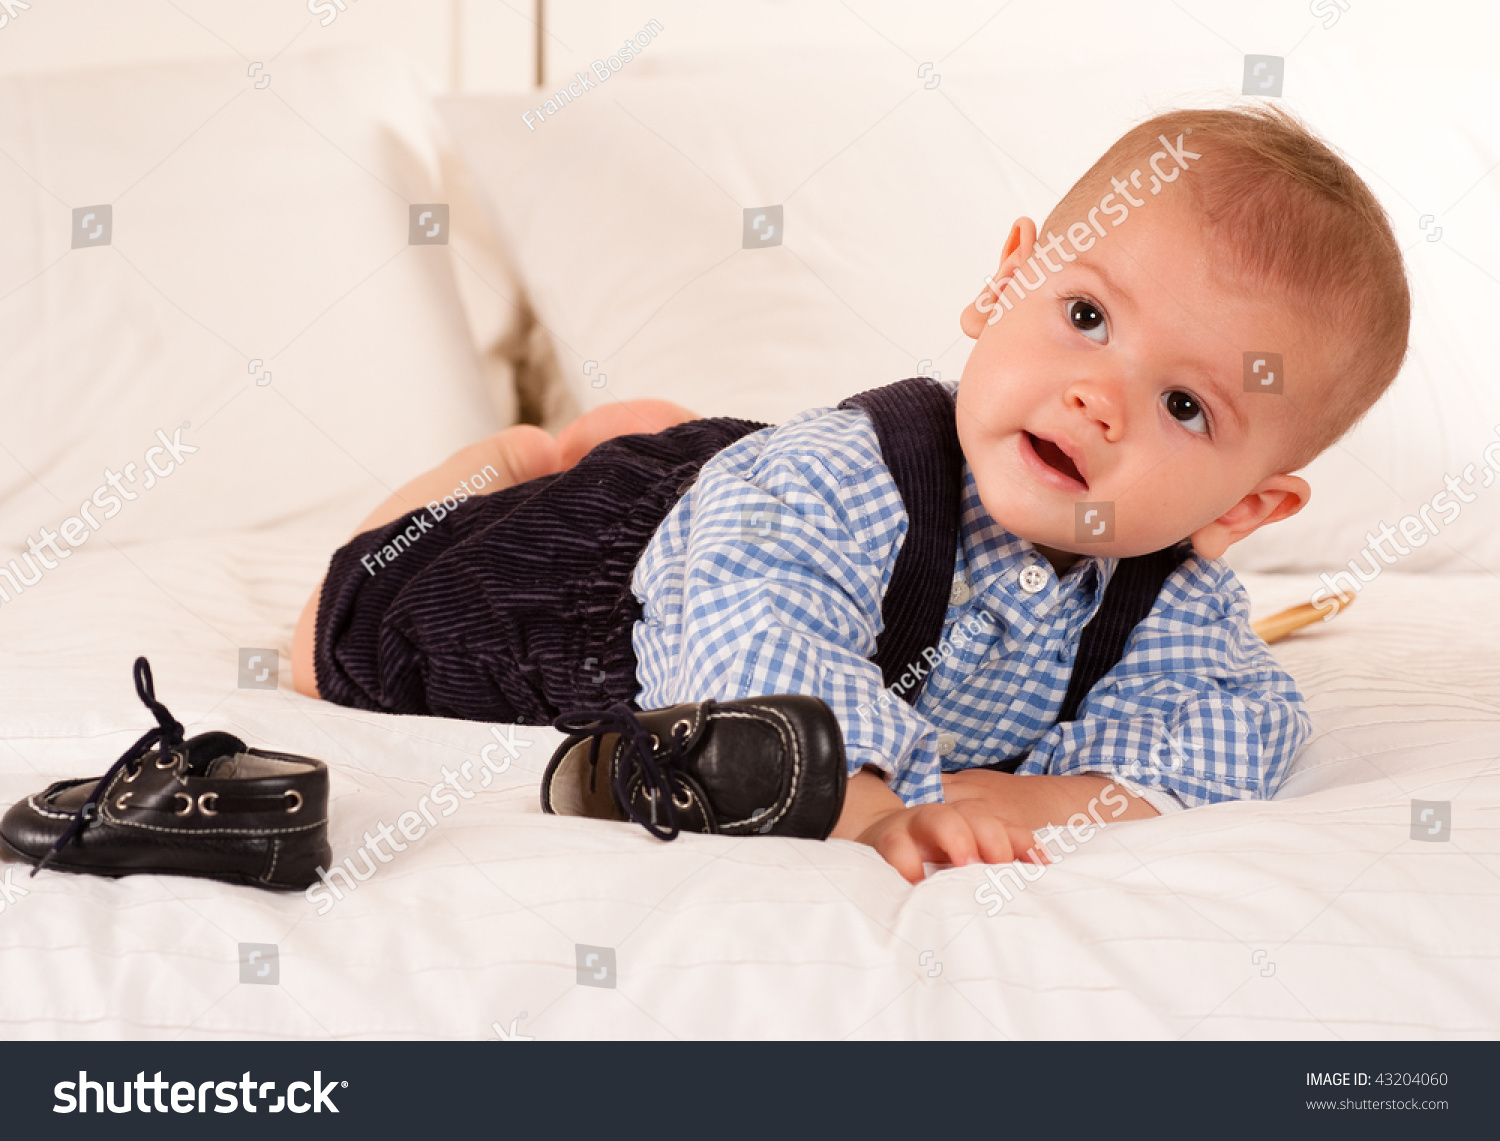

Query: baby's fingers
left=956, top=806, right=1023, bottom=866
left=907, top=805, right=983, bottom=870
left=954, top=802, right=1050, bottom=867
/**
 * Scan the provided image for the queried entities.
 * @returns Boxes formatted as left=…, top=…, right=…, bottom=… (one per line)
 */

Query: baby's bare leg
left=556, top=399, right=701, bottom=468
left=350, top=426, right=561, bottom=540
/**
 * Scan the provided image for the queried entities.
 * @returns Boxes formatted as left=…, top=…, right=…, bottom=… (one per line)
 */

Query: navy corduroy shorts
left=314, top=416, right=770, bottom=724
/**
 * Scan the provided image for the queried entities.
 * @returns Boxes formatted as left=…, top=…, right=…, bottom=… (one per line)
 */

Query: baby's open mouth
left=1025, top=432, right=1087, bottom=488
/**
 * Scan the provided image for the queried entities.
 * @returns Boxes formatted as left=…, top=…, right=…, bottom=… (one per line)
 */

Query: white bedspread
left=0, top=532, right=1495, bottom=1040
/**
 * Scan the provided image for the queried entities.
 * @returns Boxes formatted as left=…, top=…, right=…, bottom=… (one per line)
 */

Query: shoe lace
left=551, top=703, right=690, bottom=842
left=33, top=656, right=185, bottom=877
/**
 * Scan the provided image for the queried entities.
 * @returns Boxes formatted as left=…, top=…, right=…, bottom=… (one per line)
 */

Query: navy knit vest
left=838, top=377, right=1191, bottom=769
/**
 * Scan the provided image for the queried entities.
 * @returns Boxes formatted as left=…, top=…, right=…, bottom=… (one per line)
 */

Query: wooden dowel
left=1252, top=592, right=1355, bottom=645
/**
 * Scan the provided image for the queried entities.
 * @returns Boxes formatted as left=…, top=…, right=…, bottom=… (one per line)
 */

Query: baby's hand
left=853, top=800, right=1050, bottom=885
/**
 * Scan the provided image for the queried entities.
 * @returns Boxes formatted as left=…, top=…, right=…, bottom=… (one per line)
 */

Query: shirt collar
left=955, top=457, right=1119, bottom=618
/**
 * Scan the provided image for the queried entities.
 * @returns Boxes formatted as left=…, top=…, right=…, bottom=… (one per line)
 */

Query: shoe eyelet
left=197, top=792, right=219, bottom=817
left=672, top=786, right=694, bottom=811
left=114, top=791, right=134, bottom=811
left=156, top=747, right=181, bottom=770
left=283, top=789, right=303, bottom=814
left=121, top=765, right=140, bottom=784
left=671, top=717, right=693, bottom=741
left=647, top=734, right=660, bottom=752
left=172, top=792, right=193, bottom=817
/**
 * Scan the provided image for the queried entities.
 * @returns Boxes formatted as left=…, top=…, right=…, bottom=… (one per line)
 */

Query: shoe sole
left=0, top=830, right=309, bottom=893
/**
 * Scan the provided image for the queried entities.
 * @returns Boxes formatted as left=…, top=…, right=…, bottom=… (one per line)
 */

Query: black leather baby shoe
left=0, top=657, right=331, bottom=891
left=542, top=695, right=847, bottom=840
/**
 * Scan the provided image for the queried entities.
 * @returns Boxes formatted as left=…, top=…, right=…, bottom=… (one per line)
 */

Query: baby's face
left=955, top=192, right=1312, bottom=563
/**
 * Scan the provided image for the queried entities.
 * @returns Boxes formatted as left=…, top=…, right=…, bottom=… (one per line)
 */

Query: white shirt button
left=1018, top=565, right=1049, bottom=594
left=936, top=732, right=957, bottom=756
left=949, top=576, right=971, bottom=606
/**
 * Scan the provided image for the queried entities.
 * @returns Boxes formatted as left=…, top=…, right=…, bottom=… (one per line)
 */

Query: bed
left=1, top=12, right=1497, bottom=1039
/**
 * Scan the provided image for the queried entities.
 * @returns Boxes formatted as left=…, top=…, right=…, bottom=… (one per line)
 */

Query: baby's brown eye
left=1163, top=390, right=1210, bottom=436
left=1066, top=298, right=1108, bottom=344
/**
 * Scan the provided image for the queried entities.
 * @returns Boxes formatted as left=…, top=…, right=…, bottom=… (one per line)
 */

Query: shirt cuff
left=1115, top=778, right=1187, bottom=815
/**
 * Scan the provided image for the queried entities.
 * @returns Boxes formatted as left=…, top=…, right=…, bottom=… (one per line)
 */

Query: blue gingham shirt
left=630, top=383, right=1313, bottom=809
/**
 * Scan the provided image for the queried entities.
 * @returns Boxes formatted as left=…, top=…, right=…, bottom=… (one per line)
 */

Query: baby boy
left=293, top=104, right=1410, bottom=883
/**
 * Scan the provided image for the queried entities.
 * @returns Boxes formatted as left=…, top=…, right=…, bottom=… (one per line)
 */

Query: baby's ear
left=1189, top=474, right=1311, bottom=560
left=959, top=217, right=1039, bottom=338
left=996, top=217, right=1038, bottom=271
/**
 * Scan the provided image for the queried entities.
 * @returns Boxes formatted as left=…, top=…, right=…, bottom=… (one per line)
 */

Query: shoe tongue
left=181, top=731, right=248, bottom=776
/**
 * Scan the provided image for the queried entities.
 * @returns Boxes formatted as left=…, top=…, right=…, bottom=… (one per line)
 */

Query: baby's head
left=955, top=104, right=1410, bottom=568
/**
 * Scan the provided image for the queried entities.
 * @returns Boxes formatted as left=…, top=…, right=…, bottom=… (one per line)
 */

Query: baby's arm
left=953, top=559, right=1315, bottom=816
left=942, top=769, right=1160, bottom=829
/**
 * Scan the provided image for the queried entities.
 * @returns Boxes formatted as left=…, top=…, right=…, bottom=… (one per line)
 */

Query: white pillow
left=0, top=43, right=522, bottom=557
left=439, top=47, right=1500, bottom=574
